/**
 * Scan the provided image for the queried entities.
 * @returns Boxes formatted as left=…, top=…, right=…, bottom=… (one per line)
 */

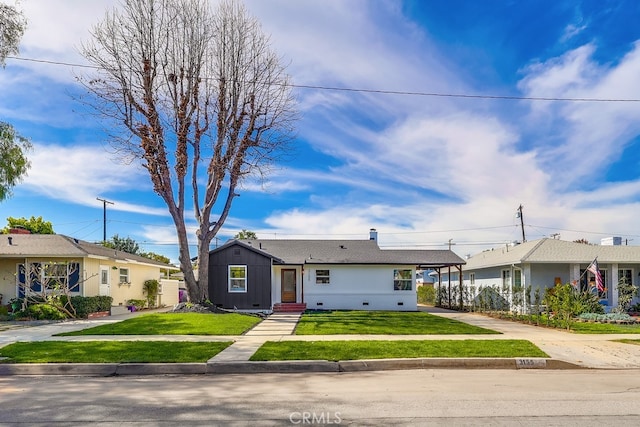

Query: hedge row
left=62, top=295, right=113, bottom=318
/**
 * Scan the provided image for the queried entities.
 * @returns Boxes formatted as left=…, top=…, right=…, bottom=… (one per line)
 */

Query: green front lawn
left=570, top=322, right=640, bottom=334
left=250, top=339, right=547, bottom=361
left=56, top=313, right=261, bottom=336
left=295, top=311, right=499, bottom=335
left=0, top=341, right=232, bottom=363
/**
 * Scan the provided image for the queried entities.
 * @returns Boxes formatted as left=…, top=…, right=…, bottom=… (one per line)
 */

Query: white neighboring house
left=440, top=237, right=640, bottom=312
left=208, top=230, right=465, bottom=312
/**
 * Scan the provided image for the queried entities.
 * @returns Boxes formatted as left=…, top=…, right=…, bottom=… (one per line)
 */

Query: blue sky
left=2, top=0, right=640, bottom=263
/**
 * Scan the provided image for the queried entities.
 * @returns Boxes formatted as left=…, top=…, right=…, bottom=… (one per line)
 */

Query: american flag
left=587, top=258, right=604, bottom=292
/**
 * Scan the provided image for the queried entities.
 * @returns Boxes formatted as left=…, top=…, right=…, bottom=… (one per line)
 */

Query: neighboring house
left=440, top=237, right=640, bottom=312
left=0, top=233, right=181, bottom=310
left=208, top=230, right=465, bottom=312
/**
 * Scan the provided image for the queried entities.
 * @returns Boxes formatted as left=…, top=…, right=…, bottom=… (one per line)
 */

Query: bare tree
left=79, top=0, right=297, bottom=302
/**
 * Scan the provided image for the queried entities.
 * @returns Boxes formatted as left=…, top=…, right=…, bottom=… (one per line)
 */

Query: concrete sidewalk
left=2, top=306, right=640, bottom=375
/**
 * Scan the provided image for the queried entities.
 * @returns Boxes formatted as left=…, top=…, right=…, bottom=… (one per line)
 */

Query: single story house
left=0, top=233, right=181, bottom=310
left=208, top=230, right=465, bottom=312
left=440, top=237, right=640, bottom=312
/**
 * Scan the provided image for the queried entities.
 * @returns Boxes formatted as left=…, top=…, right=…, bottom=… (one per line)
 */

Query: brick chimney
left=9, top=227, right=30, bottom=234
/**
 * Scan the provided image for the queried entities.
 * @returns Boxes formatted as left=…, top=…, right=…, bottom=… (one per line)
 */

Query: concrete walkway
left=2, top=306, right=640, bottom=374
left=208, top=313, right=301, bottom=362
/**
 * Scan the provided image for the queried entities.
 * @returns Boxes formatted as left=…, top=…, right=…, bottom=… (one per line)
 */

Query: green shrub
left=575, top=291, right=604, bottom=315
left=25, top=303, right=67, bottom=320
left=578, top=312, right=636, bottom=323
left=544, top=283, right=604, bottom=329
left=61, top=296, right=113, bottom=318
left=417, top=285, right=436, bottom=305
left=616, top=277, right=638, bottom=314
left=127, top=299, right=146, bottom=310
left=143, top=279, right=159, bottom=308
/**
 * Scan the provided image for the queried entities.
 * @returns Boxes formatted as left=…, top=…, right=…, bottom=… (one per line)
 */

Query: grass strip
left=295, top=311, right=499, bottom=335
left=250, top=339, right=546, bottom=361
left=569, top=322, right=640, bottom=334
left=614, top=339, right=640, bottom=346
left=0, top=341, right=232, bottom=363
left=56, top=313, right=261, bottom=336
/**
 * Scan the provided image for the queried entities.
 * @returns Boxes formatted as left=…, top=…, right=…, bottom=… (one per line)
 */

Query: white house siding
left=303, top=265, right=417, bottom=311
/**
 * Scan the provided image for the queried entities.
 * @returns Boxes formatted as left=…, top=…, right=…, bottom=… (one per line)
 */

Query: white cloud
left=21, top=142, right=166, bottom=215
left=16, top=0, right=116, bottom=83
left=518, top=42, right=640, bottom=188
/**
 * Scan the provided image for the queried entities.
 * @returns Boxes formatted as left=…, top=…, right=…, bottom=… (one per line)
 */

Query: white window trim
left=119, top=267, right=130, bottom=285
left=393, top=269, right=413, bottom=291
left=316, top=269, right=330, bottom=285
left=228, top=265, right=247, bottom=293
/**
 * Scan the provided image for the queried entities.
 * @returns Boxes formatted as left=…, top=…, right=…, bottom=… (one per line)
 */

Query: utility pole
left=447, top=238, right=455, bottom=250
left=96, top=197, right=114, bottom=242
left=516, top=204, right=526, bottom=243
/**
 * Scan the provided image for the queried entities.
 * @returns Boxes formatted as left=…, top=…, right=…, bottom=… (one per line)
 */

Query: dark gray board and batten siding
left=208, top=243, right=273, bottom=310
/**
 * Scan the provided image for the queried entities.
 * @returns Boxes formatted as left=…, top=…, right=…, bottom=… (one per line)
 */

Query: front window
left=469, top=273, right=475, bottom=285
left=119, top=268, right=130, bottom=284
left=43, top=263, right=70, bottom=290
left=501, top=269, right=511, bottom=287
left=514, top=270, right=522, bottom=288
left=229, top=265, right=247, bottom=293
left=619, top=269, right=633, bottom=287
left=393, top=269, right=412, bottom=291
left=580, top=268, right=608, bottom=299
left=316, top=269, right=330, bottom=284
left=17, top=262, right=81, bottom=295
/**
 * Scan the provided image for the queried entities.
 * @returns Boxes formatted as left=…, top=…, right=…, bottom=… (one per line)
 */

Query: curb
left=0, top=358, right=583, bottom=376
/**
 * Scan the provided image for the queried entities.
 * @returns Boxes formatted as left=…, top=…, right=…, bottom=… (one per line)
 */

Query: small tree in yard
left=16, top=261, right=94, bottom=319
left=80, top=0, right=297, bottom=303
left=544, top=283, right=603, bottom=330
left=143, top=279, right=159, bottom=308
left=615, top=276, right=638, bottom=314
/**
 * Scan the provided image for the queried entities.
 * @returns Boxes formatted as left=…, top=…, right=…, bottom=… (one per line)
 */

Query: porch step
left=273, top=303, right=307, bottom=313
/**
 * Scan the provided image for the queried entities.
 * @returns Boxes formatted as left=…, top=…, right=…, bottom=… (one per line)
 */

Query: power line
left=7, top=55, right=640, bottom=103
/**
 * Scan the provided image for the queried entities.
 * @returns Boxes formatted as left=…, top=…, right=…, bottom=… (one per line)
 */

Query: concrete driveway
left=420, top=305, right=640, bottom=369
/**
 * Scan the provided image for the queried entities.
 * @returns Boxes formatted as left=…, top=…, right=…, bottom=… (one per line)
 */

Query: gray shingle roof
left=464, top=238, right=640, bottom=269
left=226, top=239, right=465, bottom=266
left=0, top=234, right=178, bottom=269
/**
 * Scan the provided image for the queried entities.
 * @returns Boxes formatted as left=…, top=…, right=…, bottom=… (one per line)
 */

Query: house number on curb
left=516, top=358, right=547, bottom=369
